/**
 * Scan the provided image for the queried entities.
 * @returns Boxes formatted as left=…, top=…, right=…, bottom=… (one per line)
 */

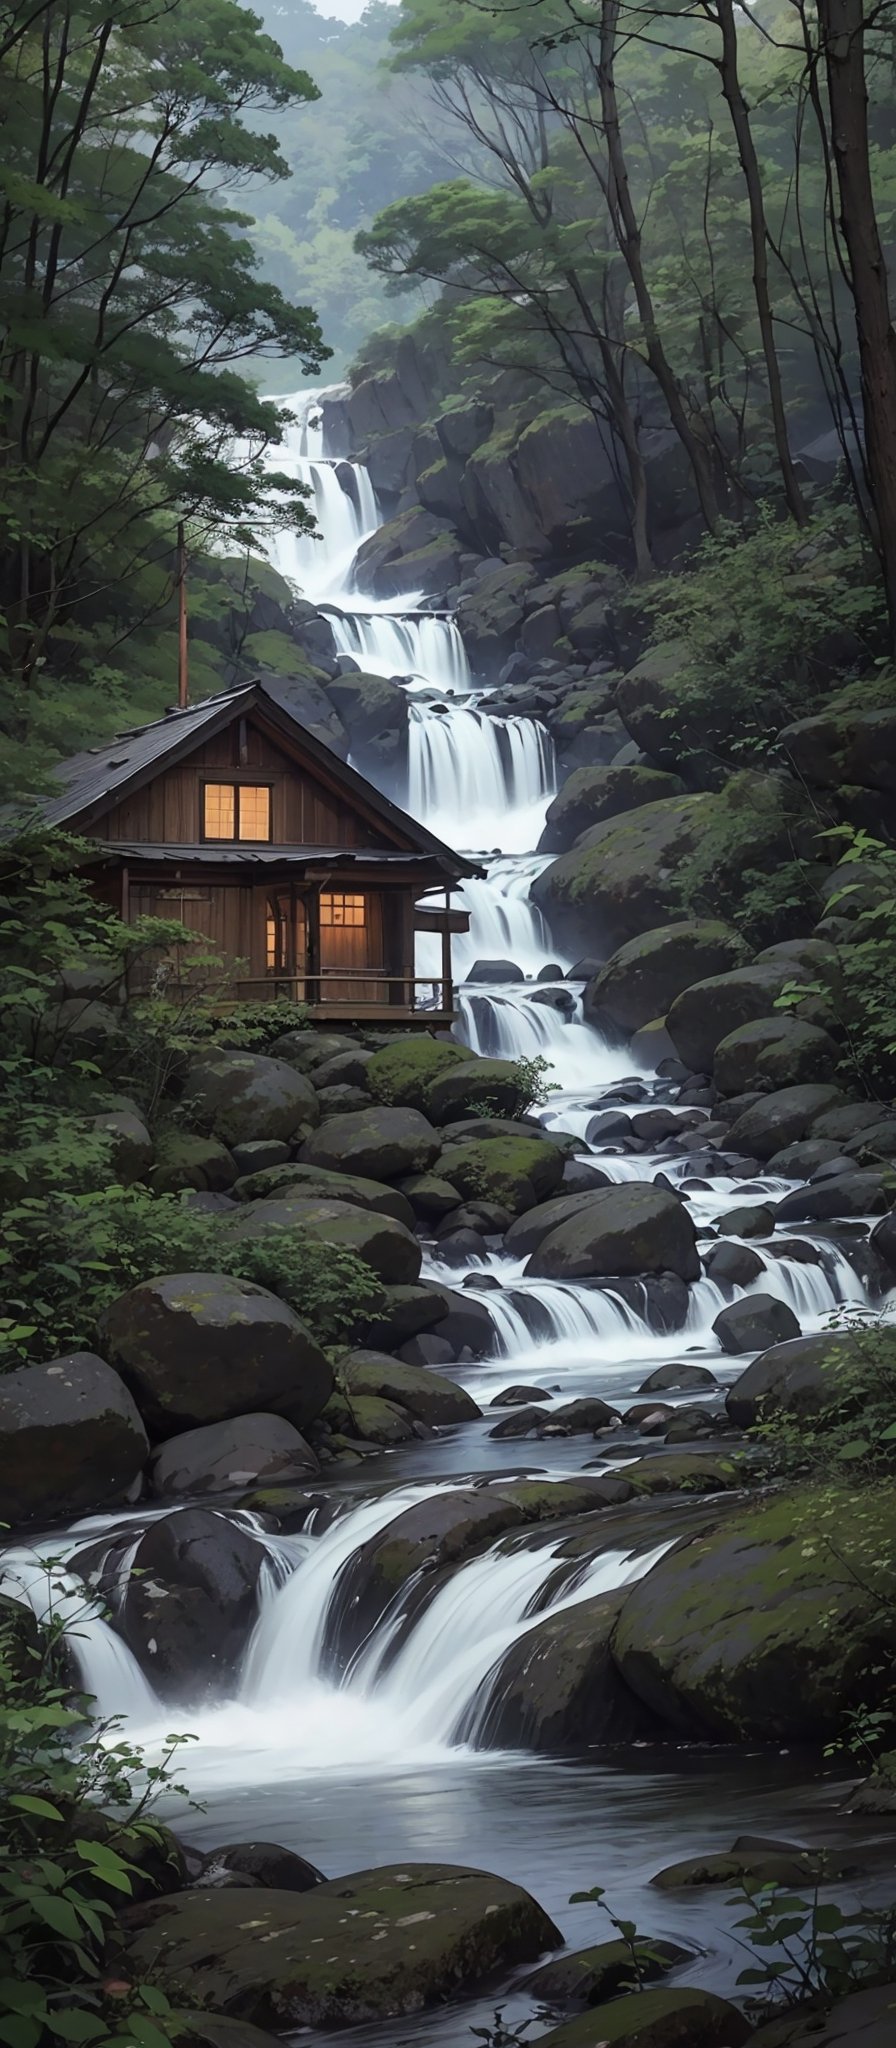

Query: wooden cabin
left=43, top=678, right=479, bottom=1025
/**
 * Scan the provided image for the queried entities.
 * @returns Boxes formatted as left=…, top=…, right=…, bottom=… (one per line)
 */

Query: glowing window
left=203, top=783, right=271, bottom=841
left=321, top=892, right=365, bottom=928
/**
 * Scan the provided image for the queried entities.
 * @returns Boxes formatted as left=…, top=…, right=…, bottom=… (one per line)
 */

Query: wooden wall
left=95, top=719, right=395, bottom=848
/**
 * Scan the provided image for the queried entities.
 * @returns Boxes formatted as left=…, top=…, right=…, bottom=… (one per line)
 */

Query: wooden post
left=441, top=888, right=453, bottom=1020
left=177, top=520, right=189, bottom=709
left=120, top=865, right=130, bottom=994
left=307, top=886, right=322, bottom=1012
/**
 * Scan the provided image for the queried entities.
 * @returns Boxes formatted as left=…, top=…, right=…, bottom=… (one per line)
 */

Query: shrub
left=777, top=828, right=896, bottom=1094
left=674, top=770, right=821, bottom=945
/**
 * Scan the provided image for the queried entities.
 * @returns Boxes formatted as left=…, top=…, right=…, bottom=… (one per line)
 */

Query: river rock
left=716, top=1203, right=776, bottom=1238
left=196, top=1843, right=324, bottom=1893
left=725, top=1084, right=843, bottom=1160
left=324, top=1490, right=525, bottom=1662
left=611, top=1484, right=896, bottom=1740
left=639, top=1363, right=718, bottom=1393
left=505, top=1189, right=628, bottom=1258
left=703, top=1241, right=764, bottom=1287
left=150, top=1132, right=238, bottom=1195
left=299, top=1105, right=440, bottom=1178
left=119, top=1864, right=563, bottom=2027
left=712, top=1294, right=801, bottom=1355
left=231, top=1162, right=414, bottom=1226
left=426, top=1058, right=530, bottom=1123
left=99, top=1274, right=332, bottom=1437
left=181, top=1051, right=319, bottom=1147
left=526, top=1937, right=691, bottom=2011
left=118, top=1508, right=265, bottom=1700
left=746, top=1983, right=896, bottom=2047
left=667, top=965, right=829, bottom=1075
left=0, top=1353, right=148, bottom=1526
left=339, top=1350, right=480, bottom=1426
left=538, top=766, right=685, bottom=854
left=538, top=1987, right=750, bottom=2047
left=774, top=1167, right=896, bottom=1221
left=149, top=1414, right=318, bottom=1497
left=583, top=922, right=748, bottom=1039
left=365, top=1036, right=470, bottom=1113
left=623, top=1454, right=742, bottom=1495
left=467, top=1587, right=658, bottom=1751
left=652, top=1842, right=839, bottom=1889
left=531, top=794, right=714, bottom=951
left=438, top=1134, right=564, bottom=1214
left=726, top=1327, right=896, bottom=1426
left=713, top=1017, right=839, bottom=1094
left=231, top=1194, right=421, bottom=1284
left=525, top=1185, right=699, bottom=1282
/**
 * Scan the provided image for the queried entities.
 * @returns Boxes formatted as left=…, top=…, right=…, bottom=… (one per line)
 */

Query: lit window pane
left=204, top=783, right=235, bottom=839
left=238, top=786, right=271, bottom=841
left=321, top=893, right=365, bottom=928
left=266, top=913, right=277, bottom=971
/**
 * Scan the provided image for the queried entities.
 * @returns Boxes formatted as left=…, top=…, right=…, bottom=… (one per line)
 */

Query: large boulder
left=324, top=1490, right=525, bottom=1664
left=711, top=1295, right=801, bottom=1355
left=779, top=706, right=896, bottom=794
left=231, top=1195, right=421, bottom=1284
left=725, top=1084, right=843, bottom=1160
left=426, top=1058, right=529, bottom=1124
left=611, top=1486, right=896, bottom=1740
left=339, top=1351, right=480, bottom=1427
left=120, top=1865, right=562, bottom=2027
left=465, top=1588, right=658, bottom=1751
left=538, top=767, right=685, bottom=855
left=365, top=1036, right=470, bottom=1114
left=149, top=1414, right=318, bottom=1497
left=583, top=922, right=748, bottom=1039
left=0, top=1354, right=148, bottom=1527
left=531, top=795, right=714, bottom=952
left=99, top=1275, right=332, bottom=1437
left=525, top=1185, right=699, bottom=1282
left=325, top=671, right=408, bottom=781
left=667, top=964, right=829, bottom=1074
left=714, top=1016, right=839, bottom=1094
left=299, top=1105, right=440, bottom=1179
left=437, top=1134, right=564, bottom=1214
left=539, top=1988, right=750, bottom=2047
left=150, top=1132, right=238, bottom=1195
left=231, top=1162, right=413, bottom=1226
left=456, top=561, right=538, bottom=664
left=117, top=1508, right=265, bottom=1701
left=726, top=1327, right=896, bottom=1427
left=181, top=1052, right=319, bottom=1147
left=504, top=1189, right=621, bottom=1258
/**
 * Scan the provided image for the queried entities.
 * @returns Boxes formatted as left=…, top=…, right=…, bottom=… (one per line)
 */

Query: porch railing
left=235, top=972, right=452, bottom=1013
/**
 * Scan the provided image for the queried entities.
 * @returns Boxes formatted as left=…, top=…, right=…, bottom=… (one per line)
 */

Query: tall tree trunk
left=817, top=0, right=896, bottom=637
left=596, top=0, right=721, bottom=533
left=713, top=0, right=808, bottom=524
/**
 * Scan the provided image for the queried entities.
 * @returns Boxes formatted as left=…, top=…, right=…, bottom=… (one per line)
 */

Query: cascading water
left=264, top=388, right=381, bottom=603
left=327, top=606, right=473, bottom=692
left=408, top=700, right=556, bottom=854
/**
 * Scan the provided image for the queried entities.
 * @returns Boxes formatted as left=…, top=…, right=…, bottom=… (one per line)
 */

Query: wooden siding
left=95, top=719, right=396, bottom=848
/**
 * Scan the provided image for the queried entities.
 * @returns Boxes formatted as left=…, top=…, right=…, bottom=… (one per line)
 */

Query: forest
left=1, top=5, right=896, bottom=2048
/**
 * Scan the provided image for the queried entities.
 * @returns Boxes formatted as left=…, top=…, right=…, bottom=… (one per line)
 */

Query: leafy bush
left=674, top=770, right=821, bottom=945
left=732, top=1876, right=896, bottom=2009
left=777, top=828, right=896, bottom=1093
left=464, top=1054, right=556, bottom=1120
left=753, top=1319, right=896, bottom=1487
left=0, top=1587, right=194, bottom=2048
left=0, top=1185, right=383, bottom=1369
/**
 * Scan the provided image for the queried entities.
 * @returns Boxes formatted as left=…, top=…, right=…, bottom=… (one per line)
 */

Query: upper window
left=203, top=782, right=272, bottom=842
left=321, top=892, right=365, bottom=928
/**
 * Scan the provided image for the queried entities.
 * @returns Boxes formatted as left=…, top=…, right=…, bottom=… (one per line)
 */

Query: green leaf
left=9, top=1795, right=64, bottom=1821
left=47, top=2014, right=106, bottom=2044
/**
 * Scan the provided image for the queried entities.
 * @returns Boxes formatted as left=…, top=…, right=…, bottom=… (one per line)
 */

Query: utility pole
left=177, top=520, right=189, bottom=708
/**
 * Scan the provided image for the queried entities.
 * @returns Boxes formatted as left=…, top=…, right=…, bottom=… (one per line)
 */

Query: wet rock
left=532, top=795, right=715, bottom=951
left=466, top=957, right=525, bottom=982
left=525, top=1937, right=691, bottom=2011
left=398, top=1172, right=462, bottom=1220
left=466, top=1588, right=659, bottom=1751
left=299, top=1105, right=440, bottom=1179
left=504, top=1189, right=622, bottom=1258
left=365, top=1036, right=471, bottom=1113
left=490, top=1384, right=552, bottom=1405
left=611, top=1484, right=896, bottom=1740
left=339, top=1350, right=480, bottom=1426
left=774, top=1167, right=896, bottom=1221
left=181, top=1051, right=319, bottom=1147
left=712, top=1294, right=801, bottom=1355
left=703, top=1241, right=765, bottom=1287
left=639, top=1363, right=718, bottom=1394
left=435, top=1198, right=513, bottom=1236
left=426, top=1057, right=531, bottom=1124
left=725, top=1327, right=896, bottom=1427
left=196, top=1843, right=324, bottom=1893
left=625, top=1403, right=673, bottom=1435
left=562, top=1159, right=613, bottom=1194
left=328, top=1490, right=526, bottom=1661
left=119, top=1864, right=563, bottom=2028
left=622, top=1454, right=743, bottom=1495
left=410, top=1282, right=495, bottom=1356
left=397, top=1332, right=454, bottom=1366
left=99, top=1274, right=332, bottom=1437
left=150, top=1414, right=318, bottom=1496
left=552, top=1396, right=622, bottom=1432
left=652, top=1842, right=845, bottom=1889
left=118, top=1508, right=265, bottom=1701
left=232, top=1193, right=421, bottom=1285
left=231, top=1162, right=414, bottom=1227
left=668, top=966, right=831, bottom=1075
left=746, top=1983, right=896, bottom=2048
left=726, top=1084, right=843, bottom=1161
left=525, top=1185, right=699, bottom=1283
left=583, top=921, right=748, bottom=1038
left=488, top=1405, right=550, bottom=1439
left=716, top=1204, right=776, bottom=1238
left=538, top=1986, right=750, bottom=2046
left=714, top=1017, right=839, bottom=1095
left=438, top=1134, right=564, bottom=1214
left=664, top=1406, right=725, bottom=1444
left=766, top=1137, right=846, bottom=1177
left=539, top=766, right=685, bottom=855
left=0, top=1353, right=148, bottom=1527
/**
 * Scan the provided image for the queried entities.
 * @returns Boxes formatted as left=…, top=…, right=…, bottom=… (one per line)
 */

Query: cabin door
left=264, top=885, right=311, bottom=1001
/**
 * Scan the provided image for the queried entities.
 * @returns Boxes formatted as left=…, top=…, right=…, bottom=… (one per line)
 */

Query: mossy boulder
left=299, top=1104, right=440, bottom=1179
left=538, top=766, right=685, bottom=855
left=150, top=1131, right=238, bottom=1195
left=341, top=1394, right=417, bottom=1444
left=326, top=1490, right=525, bottom=1663
left=714, top=1016, right=839, bottom=1094
left=339, top=1350, right=480, bottom=1427
left=99, top=1274, right=332, bottom=1437
left=526, top=1938, right=690, bottom=2011
left=611, top=1486, right=896, bottom=1740
left=538, top=1987, right=750, bottom=2047
left=504, top=1189, right=621, bottom=1258
left=668, top=965, right=831, bottom=1075
left=149, top=1414, right=318, bottom=1497
left=525, top=1184, right=699, bottom=1282
left=426, top=1057, right=529, bottom=1124
left=230, top=1161, right=413, bottom=1227
left=583, top=921, right=748, bottom=1039
left=726, top=1327, right=896, bottom=1428
left=623, top=1454, right=743, bottom=1496
left=466, top=1587, right=659, bottom=1751
left=531, top=794, right=714, bottom=952
left=0, top=1354, right=148, bottom=1527
left=119, top=1864, right=563, bottom=2028
left=231, top=1194, right=420, bottom=1285
left=325, top=670, right=408, bottom=779
left=437, top=1134, right=564, bottom=1215
left=725, top=1084, right=844, bottom=1161
left=399, top=1171, right=463, bottom=1219
left=181, top=1051, right=319, bottom=1146
left=366, top=1035, right=470, bottom=1113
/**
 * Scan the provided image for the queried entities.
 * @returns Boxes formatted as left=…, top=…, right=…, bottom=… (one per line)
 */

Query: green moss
left=366, top=1036, right=468, bottom=1113
left=243, top=630, right=315, bottom=678
left=438, top=1135, right=564, bottom=1211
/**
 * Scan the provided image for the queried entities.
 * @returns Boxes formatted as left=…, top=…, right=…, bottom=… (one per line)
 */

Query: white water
left=409, top=701, right=556, bottom=853
left=265, top=389, right=381, bottom=603
left=328, top=606, right=473, bottom=692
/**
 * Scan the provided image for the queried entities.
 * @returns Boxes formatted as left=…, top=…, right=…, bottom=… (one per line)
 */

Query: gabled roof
left=40, top=677, right=480, bottom=881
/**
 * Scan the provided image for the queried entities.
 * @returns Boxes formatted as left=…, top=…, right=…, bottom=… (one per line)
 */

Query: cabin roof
left=39, top=677, right=480, bottom=880
left=102, top=842, right=451, bottom=871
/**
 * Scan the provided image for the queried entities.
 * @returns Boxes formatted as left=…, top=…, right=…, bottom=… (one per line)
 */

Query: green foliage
left=465, top=1055, right=556, bottom=1120
left=567, top=1883, right=670, bottom=1991
left=753, top=1319, right=896, bottom=1488
left=776, top=829, right=896, bottom=1094
left=644, top=508, right=885, bottom=767
left=0, top=1183, right=383, bottom=1369
left=0, top=1590, right=195, bottom=2048
left=731, top=1877, right=896, bottom=2009
left=674, top=771, right=818, bottom=946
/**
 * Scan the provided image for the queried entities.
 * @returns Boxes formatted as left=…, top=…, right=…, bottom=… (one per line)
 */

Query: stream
left=8, top=388, right=896, bottom=2045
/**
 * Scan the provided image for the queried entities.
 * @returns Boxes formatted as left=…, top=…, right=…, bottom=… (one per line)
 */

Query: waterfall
left=457, top=986, right=624, bottom=1088
left=409, top=703, right=556, bottom=853
left=0, top=1545, right=159, bottom=1721
left=327, top=607, right=473, bottom=692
